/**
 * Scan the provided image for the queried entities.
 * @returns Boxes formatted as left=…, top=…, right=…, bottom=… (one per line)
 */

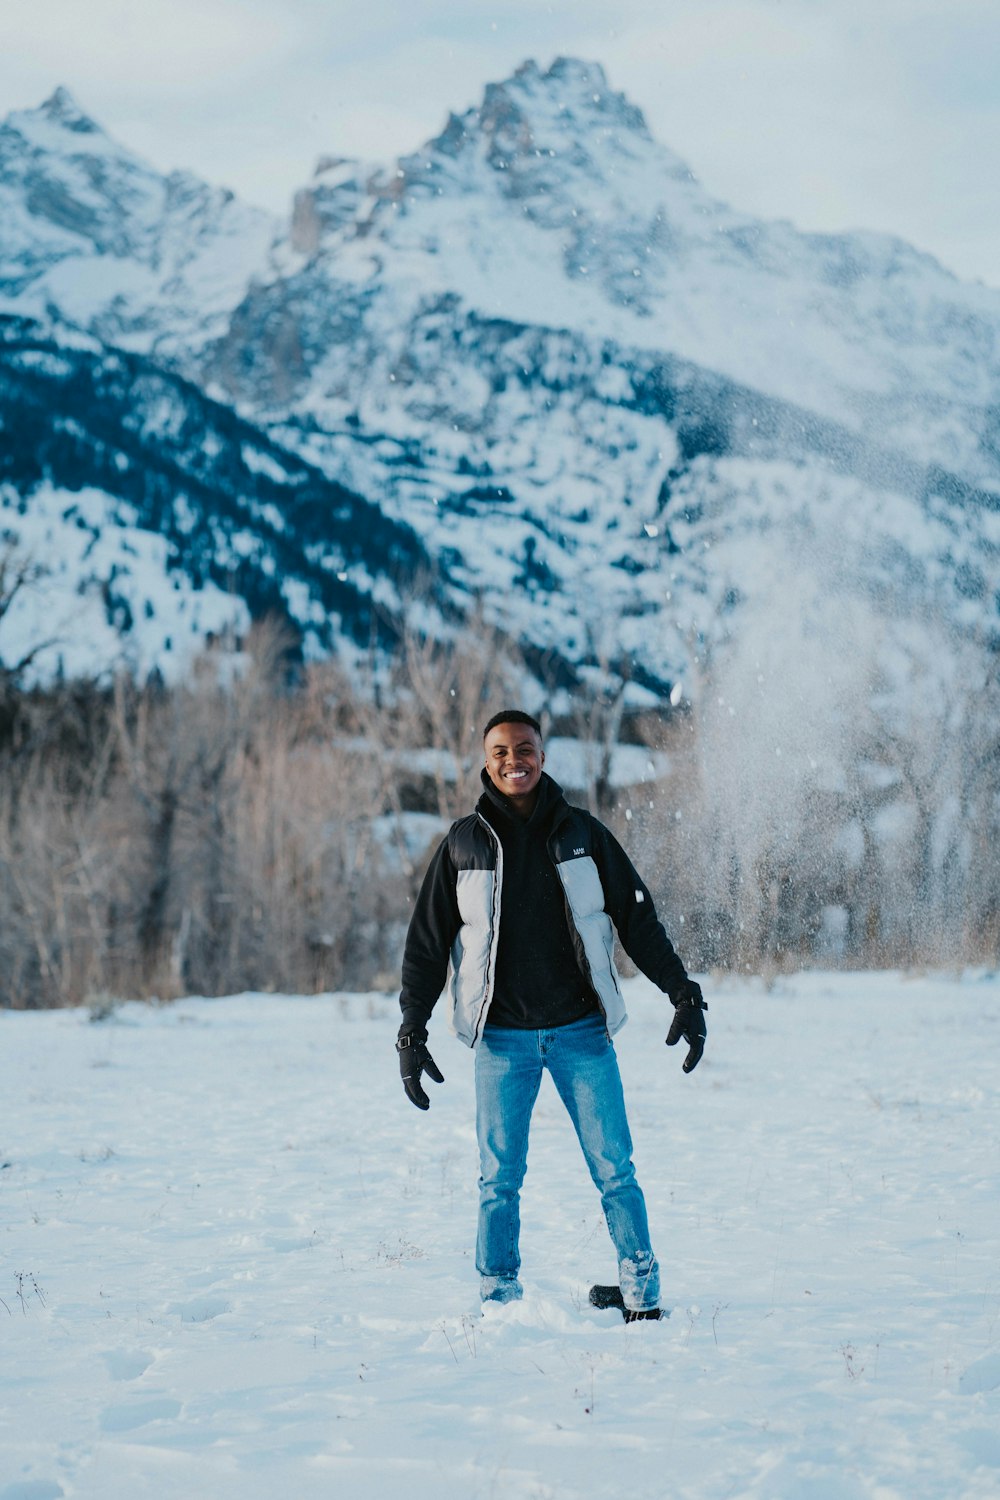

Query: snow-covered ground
left=3, top=970, right=999, bottom=1499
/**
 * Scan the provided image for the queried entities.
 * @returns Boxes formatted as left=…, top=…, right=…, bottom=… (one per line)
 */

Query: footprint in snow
left=100, top=1399, right=182, bottom=1433
left=103, top=1349, right=154, bottom=1382
left=166, top=1296, right=231, bottom=1322
left=959, top=1351, right=1000, bottom=1395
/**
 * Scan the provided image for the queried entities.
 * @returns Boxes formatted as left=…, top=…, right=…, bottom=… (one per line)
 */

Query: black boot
left=588, top=1284, right=663, bottom=1322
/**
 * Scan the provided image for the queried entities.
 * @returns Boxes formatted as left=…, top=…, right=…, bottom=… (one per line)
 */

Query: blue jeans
left=474, top=1014, right=660, bottom=1311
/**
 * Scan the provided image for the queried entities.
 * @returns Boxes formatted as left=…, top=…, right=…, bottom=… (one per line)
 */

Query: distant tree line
left=0, top=602, right=997, bottom=1009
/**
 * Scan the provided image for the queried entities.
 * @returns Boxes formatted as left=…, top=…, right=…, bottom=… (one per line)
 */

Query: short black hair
left=483, top=709, right=542, bottom=741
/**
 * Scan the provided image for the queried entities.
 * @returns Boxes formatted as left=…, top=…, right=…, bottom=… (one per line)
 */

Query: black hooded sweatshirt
left=478, top=770, right=600, bottom=1028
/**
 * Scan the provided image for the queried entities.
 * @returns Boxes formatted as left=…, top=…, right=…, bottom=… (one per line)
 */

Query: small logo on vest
left=573, top=846, right=585, bottom=856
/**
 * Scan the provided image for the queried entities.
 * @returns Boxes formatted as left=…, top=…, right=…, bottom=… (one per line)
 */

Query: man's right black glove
left=666, top=979, right=707, bottom=1073
left=396, top=1029, right=444, bottom=1110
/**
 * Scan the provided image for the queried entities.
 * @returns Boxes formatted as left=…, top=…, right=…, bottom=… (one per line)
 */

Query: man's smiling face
left=483, top=721, right=545, bottom=808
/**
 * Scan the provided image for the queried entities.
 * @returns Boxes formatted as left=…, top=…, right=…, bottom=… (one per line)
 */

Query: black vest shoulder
left=547, top=806, right=594, bottom=866
left=448, top=813, right=497, bottom=871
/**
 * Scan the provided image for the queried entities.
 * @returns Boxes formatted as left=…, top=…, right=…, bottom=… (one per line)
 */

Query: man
left=396, top=710, right=706, bottom=1321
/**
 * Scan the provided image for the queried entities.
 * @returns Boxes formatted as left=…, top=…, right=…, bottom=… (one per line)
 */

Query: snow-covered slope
left=0, top=87, right=278, bottom=359
left=0, top=316, right=439, bottom=681
left=0, top=477, right=252, bottom=684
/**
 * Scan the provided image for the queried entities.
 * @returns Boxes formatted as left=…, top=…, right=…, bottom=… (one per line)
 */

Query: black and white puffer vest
left=445, top=805, right=626, bottom=1048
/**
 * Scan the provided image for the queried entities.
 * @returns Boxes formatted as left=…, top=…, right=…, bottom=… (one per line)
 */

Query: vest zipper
left=472, top=812, right=503, bottom=1046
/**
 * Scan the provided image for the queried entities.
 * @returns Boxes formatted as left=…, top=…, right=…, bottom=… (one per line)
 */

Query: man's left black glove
left=666, top=979, right=707, bottom=1074
left=396, top=1028, right=444, bottom=1110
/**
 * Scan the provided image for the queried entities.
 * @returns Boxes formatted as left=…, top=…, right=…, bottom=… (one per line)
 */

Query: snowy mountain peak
left=38, top=84, right=100, bottom=134
left=225, top=53, right=1000, bottom=453
left=420, top=54, right=680, bottom=188
left=519, top=56, right=651, bottom=138
left=3, top=86, right=126, bottom=164
left=286, top=54, right=699, bottom=303
left=0, top=87, right=167, bottom=280
left=477, top=55, right=651, bottom=141
left=0, top=86, right=278, bottom=356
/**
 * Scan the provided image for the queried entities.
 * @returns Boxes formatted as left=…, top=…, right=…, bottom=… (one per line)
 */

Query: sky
left=2, top=0, right=997, bottom=288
